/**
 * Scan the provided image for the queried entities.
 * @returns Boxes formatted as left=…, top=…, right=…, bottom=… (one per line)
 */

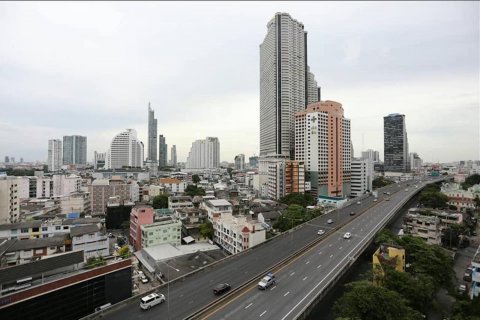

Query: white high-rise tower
left=259, top=12, right=320, bottom=159
left=48, top=139, right=62, bottom=171
left=105, top=129, right=144, bottom=169
left=186, top=137, right=220, bottom=169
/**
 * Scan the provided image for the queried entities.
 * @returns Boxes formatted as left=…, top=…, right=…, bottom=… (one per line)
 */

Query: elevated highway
left=93, top=177, right=445, bottom=320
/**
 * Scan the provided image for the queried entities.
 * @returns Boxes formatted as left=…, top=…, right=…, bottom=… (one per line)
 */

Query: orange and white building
left=295, top=100, right=351, bottom=198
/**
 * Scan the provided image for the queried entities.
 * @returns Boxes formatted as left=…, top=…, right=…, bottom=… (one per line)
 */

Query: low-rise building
left=0, top=176, right=20, bottom=223
left=441, top=182, right=480, bottom=211
left=203, top=199, right=233, bottom=221
left=372, top=243, right=405, bottom=286
left=158, top=178, right=187, bottom=194
left=70, top=224, right=109, bottom=260
left=1, top=236, right=66, bottom=267
left=403, top=213, right=441, bottom=245
left=168, top=195, right=194, bottom=210
left=141, top=216, right=182, bottom=248
left=57, top=191, right=91, bottom=215
left=213, top=212, right=265, bottom=255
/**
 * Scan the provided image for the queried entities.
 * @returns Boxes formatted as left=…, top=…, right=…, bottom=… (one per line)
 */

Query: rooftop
left=5, top=236, right=66, bottom=252
left=0, top=221, right=42, bottom=231
left=70, top=224, right=99, bottom=237
left=207, top=199, right=232, bottom=207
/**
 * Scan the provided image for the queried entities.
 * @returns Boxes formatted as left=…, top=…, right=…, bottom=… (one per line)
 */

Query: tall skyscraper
left=47, top=139, right=62, bottom=172
left=259, top=12, right=320, bottom=159
left=295, top=101, right=351, bottom=198
left=147, top=103, right=158, bottom=162
left=63, top=135, right=87, bottom=165
left=170, top=145, right=177, bottom=167
left=105, top=129, right=144, bottom=169
left=384, top=114, right=409, bottom=173
left=159, top=135, right=168, bottom=168
left=186, top=137, right=220, bottom=169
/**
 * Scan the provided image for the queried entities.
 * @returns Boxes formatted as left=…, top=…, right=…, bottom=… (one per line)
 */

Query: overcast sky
left=0, top=1, right=478, bottom=164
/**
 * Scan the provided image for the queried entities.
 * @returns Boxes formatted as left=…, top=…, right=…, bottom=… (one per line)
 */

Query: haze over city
left=0, top=1, right=478, bottom=163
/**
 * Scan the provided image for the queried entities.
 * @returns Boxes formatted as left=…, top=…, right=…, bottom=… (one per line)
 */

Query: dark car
left=350, top=211, right=356, bottom=216
left=213, top=283, right=231, bottom=295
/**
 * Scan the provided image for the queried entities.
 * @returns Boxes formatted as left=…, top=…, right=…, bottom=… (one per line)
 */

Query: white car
left=343, top=232, right=352, bottom=239
left=356, top=201, right=361, bottom=205
left=317, top=229, right=325, bottom=235
left=327, top=219, right=333, bottom=224
left=373, top=199, right=378, bottom=202
left=258, top=273, right=276, bottom=290
left=140, top=293, right=165, bottom=310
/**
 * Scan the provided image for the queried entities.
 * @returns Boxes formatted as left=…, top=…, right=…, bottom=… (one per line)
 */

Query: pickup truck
left=258, top=273, right=276, bottom=290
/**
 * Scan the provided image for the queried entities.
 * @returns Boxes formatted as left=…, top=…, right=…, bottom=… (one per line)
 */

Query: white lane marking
left=339, top=246, right=343, bottom=250
left=284, top=291, right=290, bottom=296
left=305, top=261, right=310, bottom=265
left=245, top=302, right=253, bottom=309
left=303, top=276, right=308, bottom=281
left=317, top=265, right=322, bottom=269
left=270, top=285, right=276, bottom=291
left=280, top=195, right=408, bottom=320
left=318, top=251, right=322, bottom=255
left=260, top=310, right=267, bottom=317
left=290, top=272, right=295, bottom=276
left=329, top=244, right=333, bottom=247
left=330, top=254, right=333, bottom=258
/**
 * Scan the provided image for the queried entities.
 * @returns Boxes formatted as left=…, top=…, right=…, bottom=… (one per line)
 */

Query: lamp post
left=160, top=260, right=180, bottom=320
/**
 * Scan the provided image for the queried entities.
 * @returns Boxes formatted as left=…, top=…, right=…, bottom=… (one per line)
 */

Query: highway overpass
left=90, top=177, right=445, bottom=320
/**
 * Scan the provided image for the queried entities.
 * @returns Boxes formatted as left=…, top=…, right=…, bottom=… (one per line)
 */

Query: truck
left=258, top=272, right=276, bottom=290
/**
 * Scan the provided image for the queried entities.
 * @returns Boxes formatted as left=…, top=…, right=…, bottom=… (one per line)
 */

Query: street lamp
left=159, top=260, right=180, bottom=320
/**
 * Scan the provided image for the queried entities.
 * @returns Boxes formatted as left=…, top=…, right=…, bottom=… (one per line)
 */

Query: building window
left=21, top=228, right=28, bottom=233
left=55, top=226, right=61, bottom=230
left=42, top=227, right=48, bottom=231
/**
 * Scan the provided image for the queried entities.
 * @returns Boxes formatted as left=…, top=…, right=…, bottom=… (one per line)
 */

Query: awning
left=182, top=236, right=195, bottom=244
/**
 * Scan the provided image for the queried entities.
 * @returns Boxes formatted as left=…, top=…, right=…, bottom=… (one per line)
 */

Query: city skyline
left=0, top=2, right=478, bottom=163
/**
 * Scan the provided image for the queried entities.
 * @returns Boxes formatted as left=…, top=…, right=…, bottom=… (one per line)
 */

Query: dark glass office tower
left=384, top=114, right=409, bottom=172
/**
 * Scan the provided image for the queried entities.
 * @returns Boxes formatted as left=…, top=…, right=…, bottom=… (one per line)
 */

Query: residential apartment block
left=351, top=159, right=373, bottom=197
left=186, top=137, right=220, bottom=169
left=141, top=216, right=182, bottom=248
left=47, top=139, right=62, bottom=172
left=295, top=101, right=351, bottom=198
left=88, top=177, right=134, bottom=214
left=129, top=205, right=154, bottom=251
left=105, top=129, right=144, bottom=169
left=384, top=113, right=409, bottom=173
left=0, top=177, right=20, bottom=223
left=158, top=178, right=187, bottom=194
left=70, top=224, right=109, bottom=260
left=441, top=182, right=480, bottom=211
left=63, top=135, right=87, bottom=166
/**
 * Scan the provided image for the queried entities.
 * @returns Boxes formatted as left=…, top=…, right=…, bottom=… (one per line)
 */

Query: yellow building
left=373, top=243, right=405, bottom=286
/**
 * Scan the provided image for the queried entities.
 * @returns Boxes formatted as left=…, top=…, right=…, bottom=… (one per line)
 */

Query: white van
left=140, top=293, right=165, bottom=310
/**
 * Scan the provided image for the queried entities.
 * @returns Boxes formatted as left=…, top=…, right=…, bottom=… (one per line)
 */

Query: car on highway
left=405, top=189, right=409, bottom=192
left=140, top=293, right=165, bottom=310
left=350, top=211, right=356, bottom=216
left=343, top=232, right=352, bottom=239
left=385, top=197, right=390, bottom=201
left=373, top=199, right=378, bottom=202
left=327, top=219, right=333, bottom=224
left=213, top=283, right=231, bottom=295
left=258, top=273, right=276, bottom=290
left=356, top=201, right=361, bottom=205
left=317, top=229, right=325, bottom=235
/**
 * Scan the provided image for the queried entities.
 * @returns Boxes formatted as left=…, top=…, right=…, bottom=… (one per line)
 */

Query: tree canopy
left=192, top=174, right=200, bottom=184
left=185, top=185, right=206, bottom=197
left=273, top=204, right=322, bottom=232
left=199, top=220, right=214, bottom=239
left=152, top=194, right=169, bottom=209
left=279, top=193, right=316, bottom=207
left=462, top=174, right=480, bottom=190
left=372, top=177, right=395, bottom=190
left=334, top=281, right=423, bottom=320
left=419, top=190, right=449, bottom=209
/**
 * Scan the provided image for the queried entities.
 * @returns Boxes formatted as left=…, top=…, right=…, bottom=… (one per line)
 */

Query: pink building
left=129, top=205, right=154, bottom=251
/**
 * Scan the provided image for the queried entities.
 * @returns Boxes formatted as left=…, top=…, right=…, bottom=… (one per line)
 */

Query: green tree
left=333, top=281, right=423, bottom=320
left=199, top=221, right=214, bottom=239
left=451, top=296, right=480, bottom=320
left=383, top=270, right=435, bottom=314
left=372, top=177, right=395, bottom=190
left=152, top=194, right=169, bottom=209
left=419, top=190, right=449, bottom=209
left=441, top=226, right=461, bottom=248
left=86, top=256, right=106, bottom=269
left=474, top=195, right=480, bottom=209
left=117, top=245, right=130, bottom=258
left=185, top=185, right=206, bottom=197
left=273, top=204, right=306, bottom=232
left=192, top=174, right=200, bottom=184
left=461, top=174, right=480, bottom=190
left=227, top=167, right=233, bottom=179
left=279, top=193, right=315, bottom=207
